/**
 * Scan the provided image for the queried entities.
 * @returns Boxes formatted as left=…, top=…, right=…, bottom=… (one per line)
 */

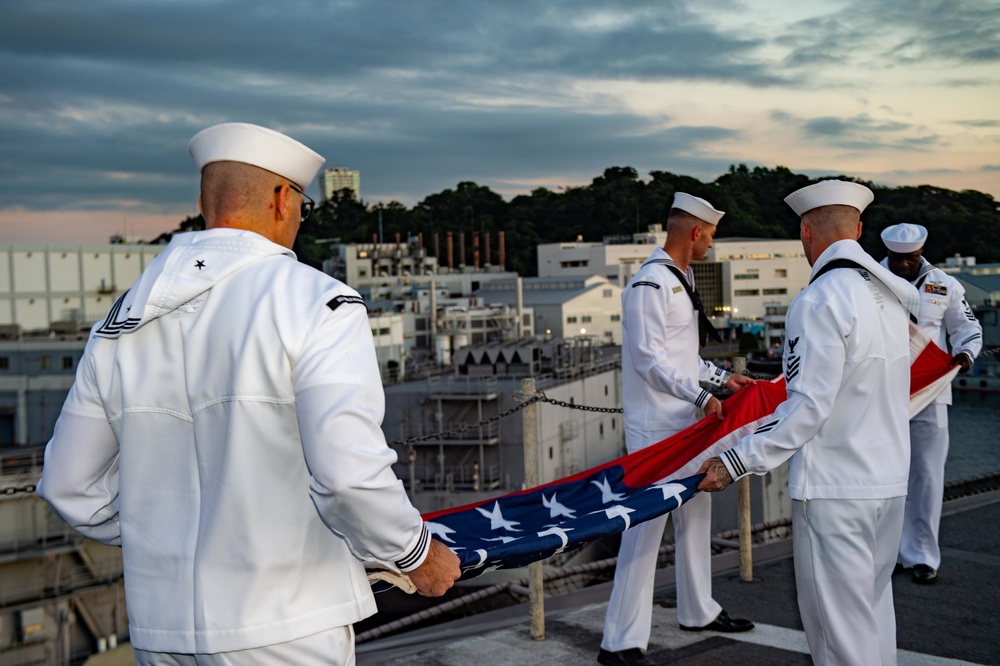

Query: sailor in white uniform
left=880, top=223, right=983, bottom=584
left=599, top=193, right=756, bottom=666
left=698, top=180, right=920, bottom=666
left=38, top=123, right=461, bottom=665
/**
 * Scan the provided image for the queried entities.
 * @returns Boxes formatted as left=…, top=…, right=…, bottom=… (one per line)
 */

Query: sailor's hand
left=408, top=537, right=461, bottom=597
left=952, top=352, right=973, bottom=374
left=726, top=373, right=756, bottom=392
left=704, top=396, right=724, bottom=420
left=697, top=457, right=734, bottom=492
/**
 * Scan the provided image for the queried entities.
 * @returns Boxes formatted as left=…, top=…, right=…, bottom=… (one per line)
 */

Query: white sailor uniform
left=39, top=229, right=429, bottom=658
left=721, top=240, right=918, bottom=666
left=602, top=247, right=731, bottom=652
left=882, top=257, right=983, bottom=570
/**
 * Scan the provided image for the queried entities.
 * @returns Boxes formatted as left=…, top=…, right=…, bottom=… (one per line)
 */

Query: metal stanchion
left=521, top=378, right=545, bottom=639
left=732, top=357, right=754, bottom=583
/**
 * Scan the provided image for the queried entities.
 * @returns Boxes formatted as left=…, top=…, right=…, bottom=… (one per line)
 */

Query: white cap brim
left=189, top=123, right=325, bottom=190
left=784, top=180, right=874, bottom=217
left=881, top=223, right=928, bottom=253
left=672, top=192, right=724, bottom=226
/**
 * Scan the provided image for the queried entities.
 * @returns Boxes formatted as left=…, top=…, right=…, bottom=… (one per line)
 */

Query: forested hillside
left=161, top=165, right=1000, bottom=277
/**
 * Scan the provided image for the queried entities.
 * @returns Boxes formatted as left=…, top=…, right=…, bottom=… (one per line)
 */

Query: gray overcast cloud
left=1, top=0, right=998, bottom=240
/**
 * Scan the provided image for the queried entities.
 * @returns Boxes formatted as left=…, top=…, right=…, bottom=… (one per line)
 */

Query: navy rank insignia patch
left=327, top=295, right=367, bottom=311
left=925, top=283, right=947, bottom=296
left=632, top=281, right=660, bottom=289
left=785, top=336, right=801, bottom=381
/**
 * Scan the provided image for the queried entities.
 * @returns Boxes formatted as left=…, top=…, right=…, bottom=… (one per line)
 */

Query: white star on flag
left=475, top=502, right=522, bottom=531
left=591, top=476, right=627, bottom=503
left=598, top=505, right=636, bottom=530
left=426, top=521, right=457, bottom=543
left=542, top=492, right=576, bottom=519
left=646, top=481, right=687, bottom=507
left=483, top=535, right=521, bottom=544
left=538, top=526, right=574, bottom=552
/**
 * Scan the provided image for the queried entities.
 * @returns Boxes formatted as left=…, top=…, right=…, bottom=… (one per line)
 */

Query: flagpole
left=733, top=357, right=754, bottom=583
left=521, top=377, right=545, bottom=640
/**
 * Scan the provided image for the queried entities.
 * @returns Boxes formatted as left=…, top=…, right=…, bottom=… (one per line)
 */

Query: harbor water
left=945, top=389, right=1000, bottom=481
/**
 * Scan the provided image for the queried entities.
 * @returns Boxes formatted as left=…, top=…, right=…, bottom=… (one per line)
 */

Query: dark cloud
left=955, top=120, right=1000, bottom=128
left=773, top=0, right=1000, bottom=80
left=0, top=0, right=779, bottom=213
left=0, top=0, right=996, bottom=219
left=769, top=110, right=938, bottom=153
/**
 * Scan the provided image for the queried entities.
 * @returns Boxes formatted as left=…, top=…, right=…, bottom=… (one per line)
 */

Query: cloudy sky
left=2, top=0, right=998, bottom=243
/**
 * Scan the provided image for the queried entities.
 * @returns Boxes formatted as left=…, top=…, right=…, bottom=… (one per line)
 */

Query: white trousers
left=134, top=626, right=355, bottom=666
left=602, top=426, right=721, bottom=652
left=898, top=404, right=948, bottom=569
left=793, top=497, right=904, bottom=666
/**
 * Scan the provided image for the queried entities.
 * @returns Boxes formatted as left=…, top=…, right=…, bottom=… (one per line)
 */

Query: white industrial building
left=708, top=238, right=811, bottom=320
left=0, top=243, right=165, bottom=333
left=537, top=225, right=667, bottom=285
left=475, top=276, right=623, bottom=344
left=538, top=234, right=811, bottom=322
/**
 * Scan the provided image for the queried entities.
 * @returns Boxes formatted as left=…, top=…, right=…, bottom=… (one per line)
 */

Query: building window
left=567, top=316, right=577, bottom=323
left=734, top=273, right=759, bottom=280
left=39, top=356, right=51, bottom=370
left=762, top=288, right=788, bottom=295
left=0, top=357, right=8, bottom=370
left=603, top=289, right=613, bottom=298
left=734, top=289, right=760, bottom=297
left=582, top=315, right=592, bottom=323
left=775, top=269, right=787, bottom=278
left=610, top=314, right=621, bottom=322
left=62, top=356, right=74, bottom=370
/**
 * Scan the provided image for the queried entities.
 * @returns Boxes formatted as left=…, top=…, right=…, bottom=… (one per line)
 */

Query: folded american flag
left=411, top=325, right=956, bottom=582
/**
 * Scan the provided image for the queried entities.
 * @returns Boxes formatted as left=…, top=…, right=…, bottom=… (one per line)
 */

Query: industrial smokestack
left=458, top=232, right=466, bottom=268
left=446, top=232, right=454, bottom=270
left=484, top=232, right=491, bottom=267
left=473, top=232, right=480, bottom=269
left=498, top=231, right=506, bottom=270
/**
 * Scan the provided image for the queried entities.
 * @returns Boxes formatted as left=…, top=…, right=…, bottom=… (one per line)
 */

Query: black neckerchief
left=642, top=258, right=722, bottom=347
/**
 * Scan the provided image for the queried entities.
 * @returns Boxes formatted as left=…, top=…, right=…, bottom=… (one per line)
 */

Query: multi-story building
left=707, top=238, right=810, bottom=321
left=384, top=338, right=625, bottom=514
left=318, top=167, right=360, bottom=201
left=538, top=235, right=810, bottom=322
left=475, top=276, right=623, bottom=344
left=536, top=225, right=667, bottom=286
left=0, top=244, right=165, bottom=334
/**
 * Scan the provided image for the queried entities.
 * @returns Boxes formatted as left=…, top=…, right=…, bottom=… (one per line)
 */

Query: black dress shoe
left=912, top=564, right=938, bottom=584
left=597, top=647, right=657, bottom=666
left=679, top=609, right=755, bottom=633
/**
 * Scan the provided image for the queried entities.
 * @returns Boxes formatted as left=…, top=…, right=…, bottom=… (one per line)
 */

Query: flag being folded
left=411, top=325, right=956, bottom=583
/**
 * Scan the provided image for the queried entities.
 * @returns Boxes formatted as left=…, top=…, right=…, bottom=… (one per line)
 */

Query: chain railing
left=386, top=390, right=623, bottom=447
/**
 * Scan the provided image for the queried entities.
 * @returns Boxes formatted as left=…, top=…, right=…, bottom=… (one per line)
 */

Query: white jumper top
left=621, top=247, right=730, bottom=440
left=880, top=256, right=982, bottom=406
left=38, top=229, right=428, bottom=653
left=722, top=240, right=919, bottom=500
